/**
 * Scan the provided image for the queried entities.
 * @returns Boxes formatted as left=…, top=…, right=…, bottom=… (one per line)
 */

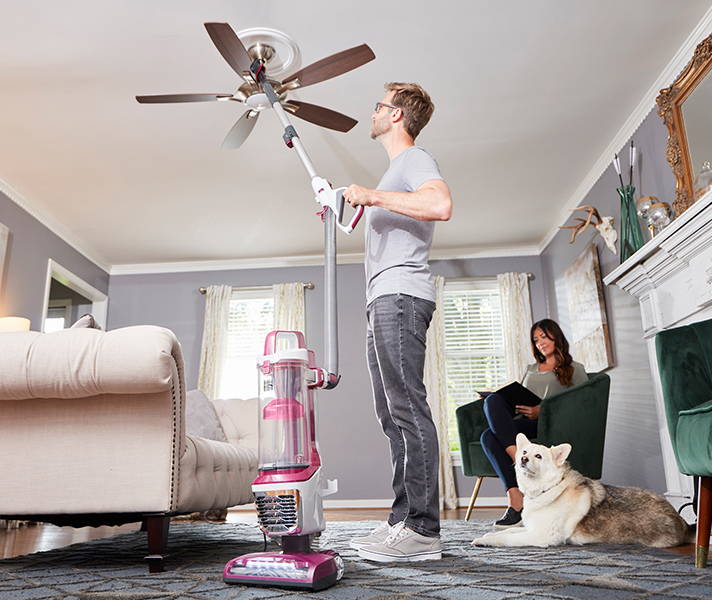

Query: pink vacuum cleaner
left=210, top=23, right=374, bottom=592
left=223, top=331, right=342, bottom=590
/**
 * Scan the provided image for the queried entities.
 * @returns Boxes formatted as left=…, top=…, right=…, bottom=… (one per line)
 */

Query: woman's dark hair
left=530, top=319, right=575, bottom=387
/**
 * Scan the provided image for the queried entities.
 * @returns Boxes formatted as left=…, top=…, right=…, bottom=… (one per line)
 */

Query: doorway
left=41, top=260, right=108, bottom=332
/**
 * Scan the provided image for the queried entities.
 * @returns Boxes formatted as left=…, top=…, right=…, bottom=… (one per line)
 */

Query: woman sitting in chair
left=481, top=318, right=587, bottom=527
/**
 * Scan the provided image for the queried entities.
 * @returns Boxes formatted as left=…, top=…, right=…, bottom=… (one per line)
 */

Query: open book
left=476, top=382, right=542, bottom=407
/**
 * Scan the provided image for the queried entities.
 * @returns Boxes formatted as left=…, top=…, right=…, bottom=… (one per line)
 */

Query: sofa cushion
left=186, top=389, right=227, bottom=442
left=675, top=399, right=712, bottom=476
left=211, top=397, right=259, bottom=455
left=70, top=314, right=103, bottom=330
left=678, top=399, right=712, bottom=417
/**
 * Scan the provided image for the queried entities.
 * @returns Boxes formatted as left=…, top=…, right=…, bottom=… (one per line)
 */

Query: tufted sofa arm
left=0, top=326, right=183, bottom=400
left=0, top=325, right=257, bottom=519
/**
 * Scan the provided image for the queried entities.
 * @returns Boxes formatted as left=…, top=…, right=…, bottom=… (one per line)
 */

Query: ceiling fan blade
left=281, top=44, right=375, bottom=89
left=222, top=110, right=259, bottom=149
left=204, top=22, right=253, bottom=78
left=136, top=94, right=232, bottom=104
left=287, top=101, right=357, bottom=133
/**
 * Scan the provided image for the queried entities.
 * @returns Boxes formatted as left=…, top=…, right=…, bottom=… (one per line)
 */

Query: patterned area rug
left=0, top=520, right=710, bottom=599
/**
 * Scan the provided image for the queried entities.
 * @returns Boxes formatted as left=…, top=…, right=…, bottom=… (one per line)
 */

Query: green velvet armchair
left=456, top=372, right=611, bottom=520
left=655, top=318, right=712, bottom=568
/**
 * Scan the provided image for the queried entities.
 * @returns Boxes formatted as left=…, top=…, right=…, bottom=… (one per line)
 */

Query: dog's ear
left=551, top=443, right=572, bottom=466
left=516, top=433, right=529, bottom=450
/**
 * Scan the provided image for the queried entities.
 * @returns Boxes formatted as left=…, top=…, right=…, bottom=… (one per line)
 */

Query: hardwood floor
left=1, top=506, right=694, bottom=561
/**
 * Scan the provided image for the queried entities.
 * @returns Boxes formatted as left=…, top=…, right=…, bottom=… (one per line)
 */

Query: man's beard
left=370, top=118, right=389, bottom=140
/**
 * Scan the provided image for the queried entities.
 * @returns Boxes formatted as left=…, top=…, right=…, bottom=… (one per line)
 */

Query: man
left=343, top=82, right=452, bottom=562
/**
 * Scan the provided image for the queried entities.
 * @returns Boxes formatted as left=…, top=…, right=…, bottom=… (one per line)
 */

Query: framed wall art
left=564, top=244, right=613, bottom=371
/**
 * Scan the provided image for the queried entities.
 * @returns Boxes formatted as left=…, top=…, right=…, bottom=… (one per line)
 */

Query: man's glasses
left=374, top=101, right=398, bottom=113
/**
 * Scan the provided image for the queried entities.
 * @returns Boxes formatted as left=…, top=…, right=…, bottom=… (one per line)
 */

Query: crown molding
left=110, top=253, right=361, bottom=275
left=109, top=244, right=541, bottom=275
left=0, top=177, right=112, bottom=273
left=430, top=244, right=540, bottom=261
left=538, top=6, right=712, bottom=254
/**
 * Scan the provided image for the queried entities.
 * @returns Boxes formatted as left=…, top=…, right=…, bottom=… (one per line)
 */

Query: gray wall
left=0, top=191, right=109, bottom=327
left=540, top=108, right=674, bottom=494
left=108, top=254, right=546, bottom=502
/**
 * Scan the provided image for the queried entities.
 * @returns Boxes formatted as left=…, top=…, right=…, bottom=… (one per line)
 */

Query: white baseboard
left=456, top=496, right=507, bottom=509
left=230, top=496, right=506, bottom=511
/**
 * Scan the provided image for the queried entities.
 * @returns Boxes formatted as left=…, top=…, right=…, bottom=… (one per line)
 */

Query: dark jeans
left=480, top=392, right=538, bottom=491
left=366, top=293, right=439, bottom=537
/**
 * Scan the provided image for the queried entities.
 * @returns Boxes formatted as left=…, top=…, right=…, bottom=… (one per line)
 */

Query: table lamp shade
left=0, top=317, right=31, bottom=332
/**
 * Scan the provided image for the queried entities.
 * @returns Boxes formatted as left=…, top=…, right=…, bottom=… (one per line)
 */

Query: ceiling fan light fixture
left=235, top=27, right=301, bottom=79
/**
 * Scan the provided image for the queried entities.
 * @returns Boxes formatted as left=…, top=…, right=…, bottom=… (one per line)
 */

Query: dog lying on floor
left=472, top=434, right=694, bottom=548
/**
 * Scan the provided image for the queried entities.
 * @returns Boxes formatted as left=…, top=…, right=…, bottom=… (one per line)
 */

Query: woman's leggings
left=480, top=392, right=538, bottom=491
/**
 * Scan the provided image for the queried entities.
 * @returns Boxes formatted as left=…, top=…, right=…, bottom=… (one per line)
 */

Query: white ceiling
left=1, top=1, right=710, bottom=272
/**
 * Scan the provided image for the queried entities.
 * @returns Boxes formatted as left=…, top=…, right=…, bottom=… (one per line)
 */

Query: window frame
left=442, top=277, right=506, bottom=465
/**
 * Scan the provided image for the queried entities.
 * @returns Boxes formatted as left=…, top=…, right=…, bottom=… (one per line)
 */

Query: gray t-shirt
left=520, top=361, right=588, bottom=399
left=365, top=146, right=443, bottom=305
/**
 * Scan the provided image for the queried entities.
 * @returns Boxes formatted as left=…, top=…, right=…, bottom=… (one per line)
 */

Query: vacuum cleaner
left=222, top=27, right=372, bottom=592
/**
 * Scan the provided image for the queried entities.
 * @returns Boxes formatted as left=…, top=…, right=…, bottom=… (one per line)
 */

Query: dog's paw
left=471, top=536, right=496, bottom=547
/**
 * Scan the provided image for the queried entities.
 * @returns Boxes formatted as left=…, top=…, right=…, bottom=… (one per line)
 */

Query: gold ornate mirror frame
left=656, top=33, right=712, bottom=216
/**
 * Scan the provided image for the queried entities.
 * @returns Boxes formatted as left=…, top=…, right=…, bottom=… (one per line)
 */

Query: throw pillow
left=70, top=314, right=103, bottom=330
left=186, top=389, right=228, bottom=442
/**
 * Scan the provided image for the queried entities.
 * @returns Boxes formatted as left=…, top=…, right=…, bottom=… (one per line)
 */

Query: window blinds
left=218, top=289, right=274, bottom=400
left=443, top=280, right=507, bottom=450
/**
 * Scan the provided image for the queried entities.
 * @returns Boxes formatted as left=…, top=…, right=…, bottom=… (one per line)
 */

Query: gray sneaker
left=357, top=522, right=441, bottom=562
left=349, top=521, right=393, bottom=550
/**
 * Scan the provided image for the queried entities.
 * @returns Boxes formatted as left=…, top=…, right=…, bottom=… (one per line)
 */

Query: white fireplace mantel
left=604, top=190, right=712, bottom=504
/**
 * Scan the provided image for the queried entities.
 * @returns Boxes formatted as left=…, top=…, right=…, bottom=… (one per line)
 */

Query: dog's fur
left=472, top=434, right=694, bottom=548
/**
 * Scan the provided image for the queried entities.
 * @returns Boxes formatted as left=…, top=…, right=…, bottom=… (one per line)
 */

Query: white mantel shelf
left=604, top=190, right=712, bottom=336
left=603, top=189, right=712, bottom=506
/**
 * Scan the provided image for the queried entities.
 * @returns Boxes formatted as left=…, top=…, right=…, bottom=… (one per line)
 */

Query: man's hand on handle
left=343, top=184, right=374, bottom=207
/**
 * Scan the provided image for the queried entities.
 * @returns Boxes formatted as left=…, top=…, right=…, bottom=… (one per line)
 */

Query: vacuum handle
left=333, top=188, right=364, bottom=234
left=312, top=177, right=363, bottom=235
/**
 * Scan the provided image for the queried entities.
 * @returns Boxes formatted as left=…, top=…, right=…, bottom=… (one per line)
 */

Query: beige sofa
left=0, top=325, right=258, bottom=572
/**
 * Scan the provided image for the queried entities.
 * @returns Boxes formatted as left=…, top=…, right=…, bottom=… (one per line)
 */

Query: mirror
left=683, top=72, right=712, bottom=183
left=656, top=34, right=712, bottom=215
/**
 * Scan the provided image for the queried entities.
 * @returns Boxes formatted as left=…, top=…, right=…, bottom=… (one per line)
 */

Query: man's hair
left=385, top=82, right=434, bottom=140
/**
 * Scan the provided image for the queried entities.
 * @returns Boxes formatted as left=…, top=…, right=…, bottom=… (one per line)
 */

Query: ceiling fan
left=136, top=23, right=375, bottom=148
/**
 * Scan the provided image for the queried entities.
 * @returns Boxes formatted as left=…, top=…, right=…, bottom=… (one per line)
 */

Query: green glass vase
left=618, top=185, right=645, bottom=263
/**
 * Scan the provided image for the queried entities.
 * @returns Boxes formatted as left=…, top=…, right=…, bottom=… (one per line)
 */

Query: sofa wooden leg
left=465, top=477, right=484, bottom=521
left=144, top=514, right=170, bottom=573
left=696, top=477, right=712, bottom=568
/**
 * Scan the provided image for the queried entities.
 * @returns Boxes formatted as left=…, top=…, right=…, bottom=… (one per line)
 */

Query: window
left=44, top=302, right=71, bottom=333
left=443, top=279, right=507, bottom=453
left=217, top=287, right=274, bottom=400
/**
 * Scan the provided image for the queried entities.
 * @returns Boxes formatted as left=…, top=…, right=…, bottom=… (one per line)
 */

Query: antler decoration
left=559, top=205, right=618, bottom=254
left=560, top=205, right=600, bottom=243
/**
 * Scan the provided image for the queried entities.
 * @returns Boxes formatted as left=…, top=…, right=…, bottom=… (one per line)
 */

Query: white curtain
left=424, top=275, right=458, bottom=510
left=273, top=282, right=306, bottom=332
left=197, top=284, right=232, bottom=399
left=497, top=272, right=533, bottom=382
